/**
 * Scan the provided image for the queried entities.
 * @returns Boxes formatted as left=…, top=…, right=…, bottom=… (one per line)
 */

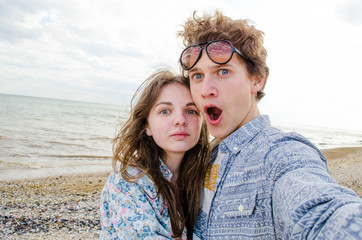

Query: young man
left=178, top=10, right=362, bottom=239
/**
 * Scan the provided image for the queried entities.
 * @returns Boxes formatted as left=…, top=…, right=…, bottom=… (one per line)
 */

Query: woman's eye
left=160, top=109, right=169, bottom=115
left=187, top=109, right=198, bottom=114
left=219, top=69, right=229, bottom=75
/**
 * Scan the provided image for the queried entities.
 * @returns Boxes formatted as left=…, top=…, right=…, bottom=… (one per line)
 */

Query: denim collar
left=219, top=115, right=270, bottom=154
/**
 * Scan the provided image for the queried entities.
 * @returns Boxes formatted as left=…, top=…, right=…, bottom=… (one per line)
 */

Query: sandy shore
left=321, top=147, right=362, bottom=197
left=1, top=147, right=361, bottom=239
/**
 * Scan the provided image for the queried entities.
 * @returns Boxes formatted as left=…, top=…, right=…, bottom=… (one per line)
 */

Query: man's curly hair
left=178, top=10, right=269, bottom=100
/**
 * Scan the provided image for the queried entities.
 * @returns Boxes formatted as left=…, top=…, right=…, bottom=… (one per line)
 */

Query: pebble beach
left=0, top=172, right=109, bottom=239
left=1, top=147, right=361, bottom=239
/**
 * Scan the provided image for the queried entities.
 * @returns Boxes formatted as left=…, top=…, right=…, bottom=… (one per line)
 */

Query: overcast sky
left=1, top=0, right=361, bottom=131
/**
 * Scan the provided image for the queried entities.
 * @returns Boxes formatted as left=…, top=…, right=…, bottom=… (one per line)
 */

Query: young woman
left=100, top=69, right=210, bottom=239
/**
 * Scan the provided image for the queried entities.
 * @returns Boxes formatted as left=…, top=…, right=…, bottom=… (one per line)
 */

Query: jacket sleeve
left=269, top=141, right=362, bottom=239
left=99, top=173, right=173, bottom=240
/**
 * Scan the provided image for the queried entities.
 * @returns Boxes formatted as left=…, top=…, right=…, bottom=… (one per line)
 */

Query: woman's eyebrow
left=155, top=102, right=196, bottom=107
left=155, top=101, right=172, bottom=107
left=186, top=102, right=197, bottom=107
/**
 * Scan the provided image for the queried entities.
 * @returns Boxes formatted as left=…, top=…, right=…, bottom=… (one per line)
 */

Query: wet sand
left=1, top=147, right=361, bottom=239
left=321, top=147, right=362, bottom=196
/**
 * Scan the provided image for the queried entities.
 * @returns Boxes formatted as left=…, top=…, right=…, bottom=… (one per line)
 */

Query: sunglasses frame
left=179, top=40, right=251, bottom=70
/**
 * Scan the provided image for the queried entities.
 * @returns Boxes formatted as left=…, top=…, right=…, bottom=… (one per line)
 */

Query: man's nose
left=201, top=76, right=217, bottom=97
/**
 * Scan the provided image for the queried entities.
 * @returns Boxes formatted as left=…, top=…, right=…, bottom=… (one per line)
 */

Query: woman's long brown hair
left=112, top=69, right=210, bottom=238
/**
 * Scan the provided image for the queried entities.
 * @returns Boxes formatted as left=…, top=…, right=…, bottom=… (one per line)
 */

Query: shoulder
left=248, top=127, right=328, bottom=177
left=257, top=126, right=324, bottom=161
left=100, top=170, right=176, bottom=239
left=102, top=168, right=158, bottom=202
left=257, top=125, right=312, bottom=146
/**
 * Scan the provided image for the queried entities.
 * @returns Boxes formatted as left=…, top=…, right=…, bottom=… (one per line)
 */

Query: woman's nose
left=174, top=112, right=187, bottom=126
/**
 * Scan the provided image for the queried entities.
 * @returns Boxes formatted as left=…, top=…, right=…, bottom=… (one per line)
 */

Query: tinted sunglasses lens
left=181, top=45, right=201, bottom=69
left=206, top=41, right=233, bottom=64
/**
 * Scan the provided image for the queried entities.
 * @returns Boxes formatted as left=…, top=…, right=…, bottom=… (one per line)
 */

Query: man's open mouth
left=207, top=107, right=222, bottom=121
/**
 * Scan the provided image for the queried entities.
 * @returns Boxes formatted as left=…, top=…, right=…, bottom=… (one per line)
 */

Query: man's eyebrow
left=188, top=62, right=233, bottom=74
left=188, top=67, right=199, bottom=74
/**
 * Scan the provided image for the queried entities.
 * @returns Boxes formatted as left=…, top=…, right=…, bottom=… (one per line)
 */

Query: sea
left=1, top=93, right=361, bottom=181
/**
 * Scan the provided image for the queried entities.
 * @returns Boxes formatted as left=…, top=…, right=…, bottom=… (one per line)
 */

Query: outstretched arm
left=270, top=143, right=362, bottom=239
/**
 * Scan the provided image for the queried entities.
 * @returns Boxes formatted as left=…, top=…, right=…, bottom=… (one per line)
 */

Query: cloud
left=0, top=0, right=154, bottom=101
left=0, top=0, right=361, bottom=131
left=337, top=0, right=362, bottom=24
left=0, top=0, right=55, bottom=42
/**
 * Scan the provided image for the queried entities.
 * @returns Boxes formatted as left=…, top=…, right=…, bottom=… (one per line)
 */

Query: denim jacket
left=194, top=115, right=362, bottom=239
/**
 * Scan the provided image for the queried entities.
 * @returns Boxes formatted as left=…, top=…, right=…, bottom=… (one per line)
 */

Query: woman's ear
left=146, top=126, right=152, bottom=136
left=251, top=76, right=266, bottom=94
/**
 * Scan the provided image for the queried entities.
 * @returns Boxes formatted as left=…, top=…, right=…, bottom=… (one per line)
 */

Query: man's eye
left=192, top=73, right=202, bottom=80
left=219, top=69, right=229, bottom=75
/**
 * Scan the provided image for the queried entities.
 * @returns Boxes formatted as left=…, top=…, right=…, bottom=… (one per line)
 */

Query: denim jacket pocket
left=216, top=191, right=257, bottom=218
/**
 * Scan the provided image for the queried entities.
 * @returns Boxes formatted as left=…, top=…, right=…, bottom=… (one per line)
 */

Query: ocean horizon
left=1, top=93, right=361, bottom=181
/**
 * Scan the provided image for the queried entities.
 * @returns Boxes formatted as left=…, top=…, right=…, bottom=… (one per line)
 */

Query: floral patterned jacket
left=100, top=161, right=187, bottom=239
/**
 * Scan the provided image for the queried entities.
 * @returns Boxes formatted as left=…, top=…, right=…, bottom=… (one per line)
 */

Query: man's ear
left=251, top=76, right=266, bottom=94
left=146, top=126, right=152, bottom=136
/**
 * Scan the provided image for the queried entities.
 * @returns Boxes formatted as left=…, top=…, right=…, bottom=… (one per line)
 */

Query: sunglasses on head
left=179, top=40, right=251, bottom=70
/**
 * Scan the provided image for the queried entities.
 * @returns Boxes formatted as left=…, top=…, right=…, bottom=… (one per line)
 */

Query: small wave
left=27, top=143, right=45, bottom=148
left=0, top=159, right=111, bottom=171
left=29, top=163, right=42, bottom=169
left=90, top=136, right=113, bottom=140
left=10, top=153, right=31, bottom=158
left=0, top=161, right=40, bottom=169
left=44, top=154, right=111, bottom=159
left=47, top=140, right=88, bottom=147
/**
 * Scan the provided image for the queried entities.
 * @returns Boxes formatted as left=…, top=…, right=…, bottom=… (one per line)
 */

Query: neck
left=219, top=102, right=261, bottom=142
left=163, top=152, right=184, bottom=184
left=243, top=96, right=260, bottom=123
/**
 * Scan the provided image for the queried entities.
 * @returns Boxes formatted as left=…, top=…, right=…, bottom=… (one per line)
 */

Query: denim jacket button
left=233, top=147, right=238, bottom=151
left=238, top=204, right=244, bottom=212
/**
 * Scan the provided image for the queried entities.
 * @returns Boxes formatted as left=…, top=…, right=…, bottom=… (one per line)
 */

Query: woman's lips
left=171, top=132, right=189, bottom=139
